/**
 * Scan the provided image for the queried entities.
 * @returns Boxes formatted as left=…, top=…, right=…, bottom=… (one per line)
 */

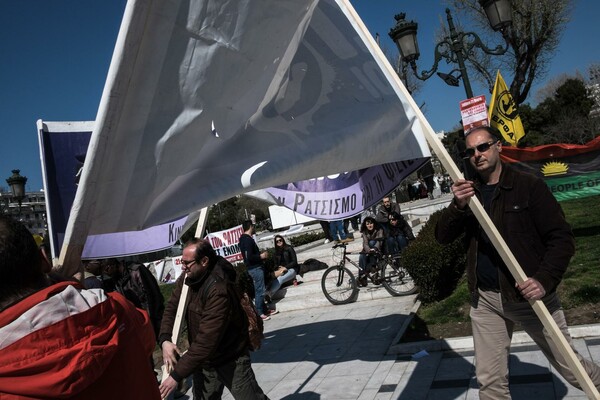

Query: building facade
left=0, top=190, right=47, bottom=236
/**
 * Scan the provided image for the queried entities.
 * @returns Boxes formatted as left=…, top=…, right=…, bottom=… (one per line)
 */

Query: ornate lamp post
left=6, top=169, right=28, bottom=219
left=0, top=191, right=8, bottom=215
left=389, top=0, right=512, bottom=99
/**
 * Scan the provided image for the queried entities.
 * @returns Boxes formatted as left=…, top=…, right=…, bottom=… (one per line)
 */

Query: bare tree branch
left=446, top=0, right=573, bottom=104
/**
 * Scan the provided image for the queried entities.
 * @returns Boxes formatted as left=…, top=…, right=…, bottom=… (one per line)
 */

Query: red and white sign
left=205, top=225, right=245, bottom=263
left=460, top=95, right=489, bottom=133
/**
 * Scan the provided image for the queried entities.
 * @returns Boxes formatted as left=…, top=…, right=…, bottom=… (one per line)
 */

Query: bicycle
left=320, top=241, right=417, bottom=305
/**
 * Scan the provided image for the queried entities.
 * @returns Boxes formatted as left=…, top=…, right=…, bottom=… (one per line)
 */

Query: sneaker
left=324, top=239, right=330, bottom=244
left=267, top=309, right=279, bottom=316
left=357, top=275, right=368, bottom=287
left=342, top=237, right=354, bottom=243
left=260, top=314, right=271, bottom=321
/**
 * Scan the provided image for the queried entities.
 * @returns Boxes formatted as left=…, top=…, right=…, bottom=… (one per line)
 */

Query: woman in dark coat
left=267, top=235, right=299, bottom=296
left=386, top=211, right=415, bottom=254
left=358, top=216, right=384, bottom=284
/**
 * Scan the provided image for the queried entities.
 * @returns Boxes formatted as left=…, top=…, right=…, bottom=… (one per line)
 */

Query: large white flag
left=64, top=0, right=430, bottom=263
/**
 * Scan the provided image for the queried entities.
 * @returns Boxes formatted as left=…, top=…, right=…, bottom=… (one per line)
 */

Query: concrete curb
left=388, top=299, right=422, bottom=355
left=388, top=323, right=600, bottom=355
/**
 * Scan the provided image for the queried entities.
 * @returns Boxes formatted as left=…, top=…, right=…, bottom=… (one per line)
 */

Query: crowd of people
left=2, top=125, right=600, bottom=400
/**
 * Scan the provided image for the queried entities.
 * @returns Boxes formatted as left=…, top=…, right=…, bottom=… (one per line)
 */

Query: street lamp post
left=6, top=169, right=28, bottom=219
left=0, top=191, right=8, bottom=215
left=389, top=0, right=512, bottom=99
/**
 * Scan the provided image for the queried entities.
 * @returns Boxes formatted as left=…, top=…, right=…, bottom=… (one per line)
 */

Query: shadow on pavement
left=395, top=351, right=569, bottom=399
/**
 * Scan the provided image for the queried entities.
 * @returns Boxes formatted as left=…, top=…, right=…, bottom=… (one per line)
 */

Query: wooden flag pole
left=336, top=0, right=600, bottom=397
left=421, top=122, right=600, bottom=399
left=161, top=207, right=209, bottom=389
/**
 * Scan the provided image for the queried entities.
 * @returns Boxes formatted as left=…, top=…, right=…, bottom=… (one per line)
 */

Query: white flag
left=67, top=0, right=430, bottom=242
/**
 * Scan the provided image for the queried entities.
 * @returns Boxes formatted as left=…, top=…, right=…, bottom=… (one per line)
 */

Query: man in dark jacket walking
left=158, top=239, right=267, bottom=399
left=435, top=126, right=600, bottom=398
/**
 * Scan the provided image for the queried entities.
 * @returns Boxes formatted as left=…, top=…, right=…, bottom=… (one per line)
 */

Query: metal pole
left=446, top=9, right=474, bottom=99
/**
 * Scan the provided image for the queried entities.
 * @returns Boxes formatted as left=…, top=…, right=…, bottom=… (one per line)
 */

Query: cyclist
left=358, top=216, right=383, bottom=286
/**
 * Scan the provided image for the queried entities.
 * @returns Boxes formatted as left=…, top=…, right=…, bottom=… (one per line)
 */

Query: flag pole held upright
left=335, top=0, right=600, bottom=397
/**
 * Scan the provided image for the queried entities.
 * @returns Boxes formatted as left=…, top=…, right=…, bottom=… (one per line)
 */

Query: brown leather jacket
left=158, top=257, right=248, bottom=381
left=435, top=163, right=575, bottom=304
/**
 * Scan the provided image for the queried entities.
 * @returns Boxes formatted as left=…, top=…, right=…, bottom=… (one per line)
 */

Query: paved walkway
left=174, top=295, right=600, bottom=399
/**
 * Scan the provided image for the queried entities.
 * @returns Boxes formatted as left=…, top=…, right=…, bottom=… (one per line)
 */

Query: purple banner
left=264, top=158, right=428, bottom=220
left=38, top=121, right=188, bottom=259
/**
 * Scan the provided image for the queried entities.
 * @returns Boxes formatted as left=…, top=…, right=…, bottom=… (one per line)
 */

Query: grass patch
left=412, top=194, right=600, bottom=334
left=418, top=279, right=470, bottom=324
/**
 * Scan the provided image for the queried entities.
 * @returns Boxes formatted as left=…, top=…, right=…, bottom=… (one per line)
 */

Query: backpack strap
left=200, top=275, right=219, bottom=304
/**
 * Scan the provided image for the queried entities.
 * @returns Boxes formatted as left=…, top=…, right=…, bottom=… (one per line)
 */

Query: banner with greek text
left=259, top=159, right=428, bottom=221
left=204, top=225, right=245, bottom=263
left=500, top=135, right=600, bottom=201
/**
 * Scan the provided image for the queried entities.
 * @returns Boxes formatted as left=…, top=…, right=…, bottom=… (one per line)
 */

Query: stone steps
left=269, top=238, right=406, bottom=312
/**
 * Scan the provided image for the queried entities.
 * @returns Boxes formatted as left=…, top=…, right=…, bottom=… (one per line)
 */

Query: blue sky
left=1, top=0, right=598, bottom=192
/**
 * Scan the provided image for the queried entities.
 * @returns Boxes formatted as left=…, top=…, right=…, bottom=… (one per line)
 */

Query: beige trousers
left=470, top=289, right=600, bottom=399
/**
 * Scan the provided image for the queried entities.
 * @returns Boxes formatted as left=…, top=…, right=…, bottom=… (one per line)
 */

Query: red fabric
left=0, top=283, right=160, bottom=399
left=501, top=135, right=600, bottom=163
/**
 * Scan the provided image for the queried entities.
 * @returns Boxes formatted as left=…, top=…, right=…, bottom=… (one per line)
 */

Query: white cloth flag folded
left=70, top=0, right=430, bottom=239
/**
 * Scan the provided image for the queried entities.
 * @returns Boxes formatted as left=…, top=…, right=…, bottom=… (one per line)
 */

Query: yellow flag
left=488, top=71, right=525, bottom=146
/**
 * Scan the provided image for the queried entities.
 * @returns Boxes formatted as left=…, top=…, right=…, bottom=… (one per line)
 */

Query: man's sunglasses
left=461, top=141, right=497, bottom=159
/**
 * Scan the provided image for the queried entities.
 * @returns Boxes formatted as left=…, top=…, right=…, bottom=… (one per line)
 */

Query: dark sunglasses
left=461, top=141, right=497, bottom=159
left=276, top=238, right=283, bottom=243
left=389, top=218, right=397, bottom=222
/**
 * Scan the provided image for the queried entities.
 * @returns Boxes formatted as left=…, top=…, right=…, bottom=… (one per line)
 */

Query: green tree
left=517, top=103, right=546, bottom=147
left=206, top=195, right=273, bottom=233
left=521, top=77, right=597, bottom=145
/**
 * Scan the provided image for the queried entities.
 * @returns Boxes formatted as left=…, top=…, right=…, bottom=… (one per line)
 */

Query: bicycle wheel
left=381, top=258, right=417, bottom=296
left=321, top=265, right=359, bottom=305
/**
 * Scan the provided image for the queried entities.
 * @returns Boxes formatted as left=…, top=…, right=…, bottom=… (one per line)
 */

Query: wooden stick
left=161, top=207, right=209, bottom=388
left=335, top=0, right=600, bottom=397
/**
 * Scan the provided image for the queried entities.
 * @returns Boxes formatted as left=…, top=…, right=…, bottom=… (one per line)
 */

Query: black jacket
left=388, top=216, right=415, bottom=241
left=435, top=163, right=575, bottom=304
left=274, top=245, right=299, bottom=273
left=239, top=233, right=263, bottom=270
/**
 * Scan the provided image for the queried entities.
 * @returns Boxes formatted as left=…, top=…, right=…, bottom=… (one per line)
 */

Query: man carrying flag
left=488, top=71, right=525, bottom=146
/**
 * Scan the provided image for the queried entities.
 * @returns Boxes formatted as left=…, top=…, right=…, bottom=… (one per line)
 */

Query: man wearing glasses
left=159, top=239, right=268, bottom=399
left=375, top=195, right=402, bottom=233
left=436, top=126, right=600, bottom=398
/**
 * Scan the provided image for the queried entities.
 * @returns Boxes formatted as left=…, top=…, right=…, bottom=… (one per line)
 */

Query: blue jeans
left=359, top=239, right=378, bottom=273
left=247, top=267, right=267, bottom=315
left=268, top=268, right=297, bottom=295
left=329, top=220, right=346, bottom=241
left=386, top=234, right=408, bottom=254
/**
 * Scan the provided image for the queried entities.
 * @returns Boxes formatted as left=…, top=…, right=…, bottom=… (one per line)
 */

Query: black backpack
left=116, top=262, right=165, bottom=337
left=298, top=258, right=329, bottom=277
